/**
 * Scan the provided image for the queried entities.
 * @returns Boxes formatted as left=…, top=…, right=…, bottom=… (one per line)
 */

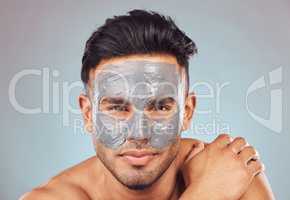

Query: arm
left=239, top=172, right=275, bottom=200
left=179, top=135, right=270, bottom=200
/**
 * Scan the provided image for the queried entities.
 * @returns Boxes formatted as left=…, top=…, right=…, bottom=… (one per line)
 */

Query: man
left=21, top=9, right=275, bottom=199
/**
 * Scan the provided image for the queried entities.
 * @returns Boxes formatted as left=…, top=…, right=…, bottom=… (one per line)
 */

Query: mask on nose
left=91, top=60, right=186, bottom=149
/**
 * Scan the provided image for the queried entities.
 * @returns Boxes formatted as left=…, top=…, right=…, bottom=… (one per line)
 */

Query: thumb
left=184, top=140, right=205, bottom=164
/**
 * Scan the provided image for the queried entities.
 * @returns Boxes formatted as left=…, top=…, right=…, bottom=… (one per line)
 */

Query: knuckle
left=245, top=146, right=256, bottom=154
left=249, top=146, right=257, bottom=155
left=219, top=133, right=232, bottom=141
left=218, top=133, right=228, bottom=138
left=235, top=137, right=246, bottom=145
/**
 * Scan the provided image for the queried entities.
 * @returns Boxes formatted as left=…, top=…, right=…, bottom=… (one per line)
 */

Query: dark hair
left=81, top=9, right=197, bottom=93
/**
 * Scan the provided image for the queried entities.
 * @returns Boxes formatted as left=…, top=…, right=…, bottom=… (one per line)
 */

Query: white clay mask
left=91, top=60, right=185, bottom=149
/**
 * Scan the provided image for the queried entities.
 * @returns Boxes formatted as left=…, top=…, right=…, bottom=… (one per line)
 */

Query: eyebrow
left=147, top=97, right=175, bottom=105
left=100, top=97, right=130, bottom=105
left=100, top=96, right=176, bottom=106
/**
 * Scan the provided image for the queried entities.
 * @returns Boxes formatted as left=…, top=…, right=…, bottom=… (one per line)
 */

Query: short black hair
left=81, top=9, right=197, bottom=93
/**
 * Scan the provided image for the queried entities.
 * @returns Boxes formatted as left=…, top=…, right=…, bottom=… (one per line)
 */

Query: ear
left=182, top=91, right=196, bottom=131
left=78, top=93, right=94, bottom=134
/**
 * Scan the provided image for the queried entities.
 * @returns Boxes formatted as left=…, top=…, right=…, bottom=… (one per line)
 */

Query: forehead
left=92, top=54, right=182, bottom=79
left=86, top=55, right=187, bottom=100
left=96, top=60, right=180, bottom=98
left=91, top=55, right=183, bottom=89
left=96, top=60, right=179, bottom=81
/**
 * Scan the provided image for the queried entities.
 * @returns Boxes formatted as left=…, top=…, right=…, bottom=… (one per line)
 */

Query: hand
left=180, top=134, right=264, bottom=200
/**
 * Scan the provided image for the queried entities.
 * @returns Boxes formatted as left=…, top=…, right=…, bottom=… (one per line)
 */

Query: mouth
left=119, top=150, right=159, bottom=166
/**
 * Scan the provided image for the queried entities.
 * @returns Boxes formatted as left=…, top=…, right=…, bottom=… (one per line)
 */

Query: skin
left=20, top=54, right=275, bottom=200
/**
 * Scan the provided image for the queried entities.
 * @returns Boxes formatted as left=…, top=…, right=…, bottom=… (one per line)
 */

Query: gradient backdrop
left=0, top=0, right=289, bottom=199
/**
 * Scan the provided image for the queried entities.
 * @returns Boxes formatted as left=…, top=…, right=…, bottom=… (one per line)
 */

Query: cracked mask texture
left=91, top=60, right=186, bottom=149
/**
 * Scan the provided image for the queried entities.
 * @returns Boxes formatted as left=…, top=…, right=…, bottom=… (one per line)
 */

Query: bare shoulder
left=20, top=187, right=59, bottom=200
left=20, top=157, right=96, bottom=200
left=20, top=181, right=90, bottom=200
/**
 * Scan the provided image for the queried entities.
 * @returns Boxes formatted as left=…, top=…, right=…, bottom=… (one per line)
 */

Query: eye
left=146, top=102, right=172, bottom=112
left=145, top=97, right=176, bottom=112
left=108, top=105, right=129, bottom=112
left=157, top=104, right=171, bottom=111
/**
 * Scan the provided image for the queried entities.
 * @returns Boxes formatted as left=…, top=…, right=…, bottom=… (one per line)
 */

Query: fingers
left=239, top=146, right=259, bottom=164
left=212, top=134, right=233, bottom=148
left=228, top=137, right=247, bottom=154
left=178, top=139, right=205, bottom=166
left=247, top=159, right=264, bottom=176
left=184, top=141, right=205, bottom=163
left=238, top=145, right=264, bottom=177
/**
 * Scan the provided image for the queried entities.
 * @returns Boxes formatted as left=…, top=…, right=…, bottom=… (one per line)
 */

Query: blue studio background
left=0, top=0, right=289, bottom=199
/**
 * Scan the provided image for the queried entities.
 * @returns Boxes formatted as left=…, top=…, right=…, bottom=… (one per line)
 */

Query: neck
left=96, top=157, right=180, bottom=200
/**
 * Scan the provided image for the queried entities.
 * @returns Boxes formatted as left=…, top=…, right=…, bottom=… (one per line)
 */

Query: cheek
left=95, top=142, right=115, bottom=163
left=159, top=140, right=180, bottom=161
left=94, top=113, right=128, bottom=149
left=149, top=113, right=180, bottom=149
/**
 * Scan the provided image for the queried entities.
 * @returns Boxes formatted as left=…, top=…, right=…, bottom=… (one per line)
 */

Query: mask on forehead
left=91, top=60, right=186, bottom=149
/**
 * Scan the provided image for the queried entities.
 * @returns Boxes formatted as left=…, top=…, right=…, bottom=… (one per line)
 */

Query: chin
left=114, top=155, right=172, bottom=190
left=125, top=182, right=154, bottom=190
left=117, top=168, right=160, bottom=190
left=96, top=139, right=180, bottom=191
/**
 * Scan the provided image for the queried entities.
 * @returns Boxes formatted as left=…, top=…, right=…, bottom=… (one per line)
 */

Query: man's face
left=87, top=55, right=187, bottom=189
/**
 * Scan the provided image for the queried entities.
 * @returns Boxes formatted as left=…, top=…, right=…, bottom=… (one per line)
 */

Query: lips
left=119, top=150, right=158, bottom=166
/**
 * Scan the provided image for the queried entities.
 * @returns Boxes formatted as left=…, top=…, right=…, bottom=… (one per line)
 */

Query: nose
left=127, top=112, right=151, bottom=140
left=127, top=138, right=149, bottom=148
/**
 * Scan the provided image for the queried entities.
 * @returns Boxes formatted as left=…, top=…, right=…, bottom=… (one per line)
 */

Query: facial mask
left=91, top=60, right=185, bottom=149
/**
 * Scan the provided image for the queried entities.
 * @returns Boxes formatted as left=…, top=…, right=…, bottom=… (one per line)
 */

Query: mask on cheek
left=91, top=61, right=186, bottom=150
